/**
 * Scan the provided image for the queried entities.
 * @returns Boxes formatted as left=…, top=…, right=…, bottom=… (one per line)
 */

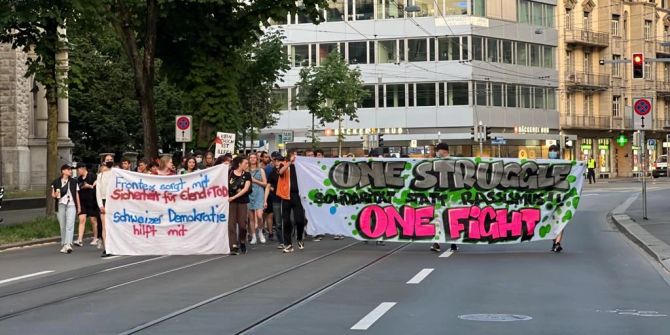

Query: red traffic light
left=632, top=53, right=645, bottom=79
left=633, top=53, right=644, bottom=65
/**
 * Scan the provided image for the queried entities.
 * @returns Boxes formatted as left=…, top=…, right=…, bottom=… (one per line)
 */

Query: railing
left=565, top=72, right=610, bottom=88
left=564, top=28, right=609, bottom=47
left=611, top=116, right=633, bottom=129
left=657, top=81, right=670, bottom=94
left=610, top=36, right=623, bottom=54
left=658, top=42, right=670, bottom=55
left=561, top=114, right=611, bottom=129
left=654, top=119, right=670, bottom=130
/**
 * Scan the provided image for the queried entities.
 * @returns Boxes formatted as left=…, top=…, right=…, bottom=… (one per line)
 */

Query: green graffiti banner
left=295, top=157, right=586, bottom=244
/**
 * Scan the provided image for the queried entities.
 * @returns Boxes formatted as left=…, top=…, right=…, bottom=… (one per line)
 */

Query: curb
left=0, top=236, right=60, bottom=251
left=609, top=213, right=670, bottom=273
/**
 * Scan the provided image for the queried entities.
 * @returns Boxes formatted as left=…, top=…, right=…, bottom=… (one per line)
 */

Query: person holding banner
left=96, top=154, right=115, bottom=257
left=179, top=156, right=199, bottom=175
left=228, top=156, right=252, bottom=255
left=549, top=145, right=565, bottom=253
left=248, top=153, right=269, bottom=244
left=51, top=165, right=81, bottom=254
left=277, top=150, right=307, bottom=253
left=430, top=142, right=459, bottom=254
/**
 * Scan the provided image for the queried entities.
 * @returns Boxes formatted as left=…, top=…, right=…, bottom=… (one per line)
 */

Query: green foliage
left=0, top=216, right=60, bottom=246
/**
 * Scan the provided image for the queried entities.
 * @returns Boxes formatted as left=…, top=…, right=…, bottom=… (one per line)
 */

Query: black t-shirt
left=77, top=173, right=97, bottom=202
left=229, top=171, right=251, bottom=204
left=267, top=166, right=280, bottom=202
left=289, top=164, right=299, bottom=194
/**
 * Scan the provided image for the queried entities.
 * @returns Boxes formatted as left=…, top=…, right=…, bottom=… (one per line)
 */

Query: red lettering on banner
left=356, top=205, right=436, bottom=240
left=110, top=189, right=161, bottom=202
left=167, top=224, right=189, bottom=237
left=133, top=224, right=157, bottom=238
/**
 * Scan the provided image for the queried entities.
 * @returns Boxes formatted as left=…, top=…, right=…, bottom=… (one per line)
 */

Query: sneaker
left=376, top=241, right=385, bottom=246
left=73, top=240, right=83, bottom=247
left=268, top=233, right=274, bottom=241
left=66, top=244, right=73, bottom=253
left=258, top=230, right=266, bottom=244
left=97, top=239, right=103, bottom=250
left=282, top=245, right=294, bottom=253
left=240, top=243, right=247, bottom=254
left=277, top=243, right=285, bottom=249
left=90, top=238, right=99, bottom=246
left=450, top=244, right=458, bottom=252
left=60, top=245, right=68, bottom=253
left=334, top=235, right=344, bottom=240
left=430, top=243, right=441, bottom=252
left=250, top=233, right=257, bottom=245
left=231, top=247, right=240, bottom=255
left=313, top=235, right=323, bottom=242
left=297, top=241, right=304, bottom=250
left=553, top=243, right=563, bottom=253
left=101, top=251, right=111, bottom=258
left=551, top=242, right=557, bottom=252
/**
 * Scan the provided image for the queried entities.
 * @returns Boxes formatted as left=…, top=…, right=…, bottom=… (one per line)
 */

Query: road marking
left=439, top=250, right=453, bottom=258
left=104, top=256, right=226, bottom=290
left=100, top=256, right=168, bottom=273
left=351, top=302, right=396, bottom=330
left=582, top=194, right=599, bottom=197
left=0, top=270, right=54, bottom=285
left=407, top=268, right=434, bottom=284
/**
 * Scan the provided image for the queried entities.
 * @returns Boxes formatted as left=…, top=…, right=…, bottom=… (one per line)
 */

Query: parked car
left=652, top=155, right=668, bottom=178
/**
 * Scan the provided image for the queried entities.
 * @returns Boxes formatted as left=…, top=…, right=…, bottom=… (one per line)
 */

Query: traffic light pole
left=641, top=129, right=648, bottom=220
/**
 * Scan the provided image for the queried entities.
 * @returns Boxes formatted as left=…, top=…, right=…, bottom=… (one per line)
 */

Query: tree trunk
left=338, top=117, right=343, bottom=157
left=45, top=84, right=59, bottom=215
left=250, top=125, right=254, bottom=153
left=311, top=113, right=316, bottom=150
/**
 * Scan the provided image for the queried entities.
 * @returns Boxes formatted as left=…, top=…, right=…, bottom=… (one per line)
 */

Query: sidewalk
left=611, top=187, right=670, bottom=272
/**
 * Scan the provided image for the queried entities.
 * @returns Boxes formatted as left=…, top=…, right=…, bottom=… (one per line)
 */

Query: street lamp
left=405, top=4, right=421, bottom=13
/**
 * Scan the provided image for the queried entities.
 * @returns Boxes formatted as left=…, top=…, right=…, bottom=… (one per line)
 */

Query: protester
left=137, top=159, right=149, bottom=174
left=247, top=153, right=269, bottom=244
left=149, top=161, right=159, bottom=175
left=315, top=149, right=325, bottom=158
left=305, top=149, right=314, bottom=157
left=179, top=156, right=199, bottom=175
left=260, top=151, right=271, bottom=167
left=430, top=142, right=458, bottom=253
left=228, top=156, right=252, bottom=255
left=266, top=152, right=283, bottom=245
left=205, top=151, right=215, bottom=168
left=74, top=164, right=99, bottom=247
left=549, top=145, right=564, bottom=253
left=195, top=151, right=206, bottom=169
left=96, top=154, right=114, bottom=257
left=157, top=155, right=175, bottom=176
left=277, top=149, right=306, bottom=253
left=121, top=159, right=132, bottom=171
left=51, top=164, right=81, bottom=254
left=587, top=155, right=596, bottom=184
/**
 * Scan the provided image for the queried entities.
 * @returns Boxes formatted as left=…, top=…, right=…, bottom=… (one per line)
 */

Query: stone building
left=0, top=44, right=73, bottom=190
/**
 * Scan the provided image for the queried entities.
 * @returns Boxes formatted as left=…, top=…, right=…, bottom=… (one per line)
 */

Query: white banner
left=215, top=132, right=236, bottom=158
left=104, top=165, right=230, bottom=255
left=296, top=157, right=586, bottom=244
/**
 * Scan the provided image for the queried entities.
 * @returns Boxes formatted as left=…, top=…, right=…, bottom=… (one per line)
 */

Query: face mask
left=548, top=152, right=559, bottom=159
left=196, top=157, right=203, bottom=164
left=105, top=161, right=113, bottom=168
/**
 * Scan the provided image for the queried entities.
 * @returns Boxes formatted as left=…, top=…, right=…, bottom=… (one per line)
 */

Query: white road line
left=439, top=250, right=453, bottom=258
left=351, top=302, right=396, bottom=330
left=104, top=256, right=226, bottom=290
left=582, top=194, right=599, bottom=197
left=0, top=270, right=54, bottom=285
left=406, top=268, right=434, bottom=284
left=100, top=256, right=168, bottom=273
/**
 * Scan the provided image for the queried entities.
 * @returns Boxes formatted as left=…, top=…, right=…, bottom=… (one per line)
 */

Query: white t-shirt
left=59, top=179, right=79, bottom=207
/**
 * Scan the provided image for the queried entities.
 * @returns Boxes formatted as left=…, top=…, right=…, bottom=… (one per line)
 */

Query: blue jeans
left=57, top=204, right=76, bottom=245
left=272, top=201, right=283, bottom=244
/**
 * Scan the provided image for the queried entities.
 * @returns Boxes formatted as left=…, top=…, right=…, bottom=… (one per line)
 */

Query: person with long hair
left=247, top=153, right=269, bottom=244
left=179, top=156, right=199, bottom=175
left=51, top=164, right=81, bottom=254
left=228, top=156, right=252, bottom=254
left=157, top=155, right=175, bottom=176
left=96, top=154, right=114, bottom=257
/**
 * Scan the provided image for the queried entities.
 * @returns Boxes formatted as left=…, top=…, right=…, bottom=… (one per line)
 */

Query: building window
left=545, top=4, right=555, bottom=28
left=472, top=36, right=484, bottom=61
left=566, top=50, right=573, bottom=73
left=520, top=86, right=532, bottom=108
left=439, top=82, right=446, bottom=106
left=499, top=40, right=512, bottom=64
left=448, top=82, right=469, bottom=105
left=506, top=84, right=517, bottom=107
left=665, top=98, right=670, bottom=120
left=532, top=2, right=543, bottom=26
left=516, top=42, right=528, bottom=66
left=583, top=11, right=591, bottom=31
left=583, top=52, right=591, bottom=73
left=645, top=20, right=652, bottom=41
left=530, top=44, right=541, bottom=67
left=491, top=83, right=503, bottom=107
left=518, top=0, right=530, bottom=24
left=486, top=38, right=499, bottom=63
left=416, top=83, right=436, bottom=106
left=290, top=45, right=309, bottom=67
left=612, top=55, right=621, bottom=77
left=273, top=89, right=289, bottom=110
left=445, top=0, right=468, bottom=15
left=665, top=64, right=670, bottom=82
left=408, top=38, right=428, bottom=62
left=475, top=82, right=487, bottom=106
left=543, top=46, right=554, bottom=68
left=565, top=8, right=573, bottom=30
left=385, top=84, right=406, bottom=107
left=326, top=0, right=345, bottom=22
left=611, top=15, right=620, bottom=36
left=533, top=87, right=545, bottom=109
left=645, top=63, right=652, bottom=79
left=566, top=93, right=573, bottom=115
left=361, top=85, right=376, bottom=108
left=356, top=0, right=374, bottom=20
left=348, top=41, right=367, bottom=64
left=318, top=43, right=340, bottom=64
left=612, top=95, right=621, bottom=117
left=438, top=37, right=460, bottom=61
left=414, top=0, right=437, bottom=17
left=471, top=0, right=486, bottom=17
left=546, top=88, right=556, bottom=110
left=377, top=40, right=398, bottom=63
left=584, top=94, right=592, bottom=115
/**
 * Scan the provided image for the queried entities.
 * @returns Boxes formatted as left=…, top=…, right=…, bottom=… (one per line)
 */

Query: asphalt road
left=0, top=183, right=669, bottom=335
left=0, top=208, right=46, bottom=226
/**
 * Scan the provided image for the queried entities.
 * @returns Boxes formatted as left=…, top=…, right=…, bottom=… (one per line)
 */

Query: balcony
left=564, top=28, right=609, bottom=47
left=654, top=119, right=670, bottom=130
left=657, top=81, right=670, bottom=96
left=561, top=114, right=612, bottom=129
left=565, top=72, right=610, bottom=91
left=658, top=42, right=670, bottom=56
left=612, top=116, right=633, bottom=130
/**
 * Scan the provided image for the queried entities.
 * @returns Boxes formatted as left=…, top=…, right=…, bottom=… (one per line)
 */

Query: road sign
left=281, top=130, right=294, bottom=143
left=648, top=139, right=656, bottom=147
left=491, top=137, right=506, bottom=145
left=634, top=99, right=651, bottom=116
left=175, top=115, right=192, bottom=142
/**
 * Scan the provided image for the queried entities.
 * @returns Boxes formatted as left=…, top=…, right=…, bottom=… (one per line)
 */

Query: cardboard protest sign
left=215, top=132, right=235, bottom=158
left=104, top=165, right=229, bottom=255
left=296, top=157, right=585, bottom=244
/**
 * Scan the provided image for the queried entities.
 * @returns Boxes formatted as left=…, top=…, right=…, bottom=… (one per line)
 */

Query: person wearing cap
left=51, top=164, right=81, bottom=254
left=431, top=142, right=459, bottom=253
left=276, top=149, right=307, bottom=253
left=73, top=164, right=100, bottom=247
left=548, top=144, right=564, bottom=253
left=264, top=152, right=281, bottom=242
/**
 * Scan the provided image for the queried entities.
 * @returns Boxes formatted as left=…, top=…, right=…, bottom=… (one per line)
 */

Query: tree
left=0, top=0, right=76, bottom=214
left=296, top=52, right=368, bottom=156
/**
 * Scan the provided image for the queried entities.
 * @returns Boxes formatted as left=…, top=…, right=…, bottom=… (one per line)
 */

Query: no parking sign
left=175, top=115, right=192, bottom=142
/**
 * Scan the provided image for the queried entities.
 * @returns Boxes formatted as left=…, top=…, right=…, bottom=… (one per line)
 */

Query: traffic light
left=484, top=126, right=492, bottom=141
left=378, top=133, right=385, bottom=147
left=470, top=127, right=477, bottom=141
left=632, top=53, right=644, bottom=79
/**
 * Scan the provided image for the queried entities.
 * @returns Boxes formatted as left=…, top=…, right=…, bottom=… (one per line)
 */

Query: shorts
left=80, top=201, right=100, bottom=216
